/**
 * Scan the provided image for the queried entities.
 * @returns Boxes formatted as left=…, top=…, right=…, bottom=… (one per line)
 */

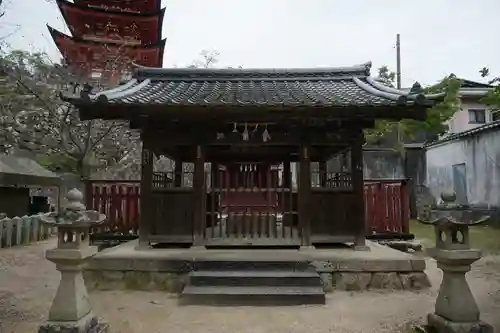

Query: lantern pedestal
left=423, top=248, right=492, bottom=333
left=37, top=189, right=109, bottom=333
left=415, top=192, right=493, bottom=333
left=425, top=313, right=493, bottom=333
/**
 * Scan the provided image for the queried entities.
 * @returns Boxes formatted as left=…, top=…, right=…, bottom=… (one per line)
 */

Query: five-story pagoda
left=48, top=0, right=166, bottom=86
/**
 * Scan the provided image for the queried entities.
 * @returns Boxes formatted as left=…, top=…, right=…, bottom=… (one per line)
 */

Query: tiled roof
left=63, top=62, right=440, bottom=108
left=0, top=155, right=61, bottom=187
left=425, top=120, right=500, bottom=148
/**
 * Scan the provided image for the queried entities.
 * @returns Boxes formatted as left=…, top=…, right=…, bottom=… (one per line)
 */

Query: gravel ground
left=1, top=238, right=500, bottom=333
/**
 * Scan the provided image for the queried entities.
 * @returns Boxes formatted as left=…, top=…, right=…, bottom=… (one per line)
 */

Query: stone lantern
left=417, top=192, right=492, bottom=333
left=38, top=189, right=108, bottom=333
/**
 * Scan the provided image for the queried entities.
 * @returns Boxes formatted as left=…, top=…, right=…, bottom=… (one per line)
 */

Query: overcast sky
left=1, top=0, right=499, bottom=87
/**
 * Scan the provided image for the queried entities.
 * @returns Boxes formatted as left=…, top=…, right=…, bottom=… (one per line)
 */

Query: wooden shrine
left=63, top=62, right=438, bottom=249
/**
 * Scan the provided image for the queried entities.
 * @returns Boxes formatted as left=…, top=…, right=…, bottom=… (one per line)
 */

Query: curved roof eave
left=47, top=25, right=167, bottom=50
left=56, top=0, right=166, bottom=42
left=57, top=0, right=166, bottom=18
left=365, top=76, right=435, bottom=102
left=458, top=88, right=492, bottom=98
left=72, top=0, right=162, bottom=15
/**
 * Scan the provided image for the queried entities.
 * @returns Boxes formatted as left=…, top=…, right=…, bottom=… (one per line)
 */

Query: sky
left=1, top=0, right=499, bottom=88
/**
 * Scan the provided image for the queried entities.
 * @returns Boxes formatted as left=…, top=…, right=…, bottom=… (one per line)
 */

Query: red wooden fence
left=85, top=181, right=140, bottom=234
left=364, top=179, right=410, bottom=234
left=85, top=179, right=410, bottom=236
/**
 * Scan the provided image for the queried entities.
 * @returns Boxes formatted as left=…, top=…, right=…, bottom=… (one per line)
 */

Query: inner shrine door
left=205, top=162, right=299, bottom=246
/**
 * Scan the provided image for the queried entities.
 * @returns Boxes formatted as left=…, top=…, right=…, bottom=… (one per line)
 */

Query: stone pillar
left=38, top=189, right=108, bottom=333
left=417, top=192, right=492, bottom=333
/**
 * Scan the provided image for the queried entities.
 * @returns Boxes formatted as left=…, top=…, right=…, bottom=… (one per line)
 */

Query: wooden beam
left=192, top=145, right=206, bottom=247
left=174, top=160, right=182, bottom=187
left=141, top=129, right=358, bottom=147
left=78, top=103, right=427, bottom=122
left=140, top=119, right=375, bottom=132
left=319, top=161, right=327, bottom=187
left=350, top=128, right=367, bottom=248
left=298, top=145, right=312, bottom=247
left=138, top=145, right=153, bottom=248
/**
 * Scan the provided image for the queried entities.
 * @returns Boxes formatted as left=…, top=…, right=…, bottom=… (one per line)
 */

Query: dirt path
left=1, top=238, right=500, bottom=333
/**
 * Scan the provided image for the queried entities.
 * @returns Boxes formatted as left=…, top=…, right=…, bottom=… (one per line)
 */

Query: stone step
left=180, top=285, right=326, bottom=306
left=191, top=260, right=314, bottom=272
left=189, top=270, right=322, bottom=287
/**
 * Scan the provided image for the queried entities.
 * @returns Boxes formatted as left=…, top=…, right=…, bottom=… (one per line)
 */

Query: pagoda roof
left=48, top=26, right=166, bottom=67
left=56, top=0, right=165, bottom=44
left=73, top=0, right=161, bottom=14
left=62, top=63, right=441, bottom=121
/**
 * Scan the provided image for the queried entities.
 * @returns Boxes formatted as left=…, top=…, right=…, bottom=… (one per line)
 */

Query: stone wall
left=84, top=257, right=430, bottom=293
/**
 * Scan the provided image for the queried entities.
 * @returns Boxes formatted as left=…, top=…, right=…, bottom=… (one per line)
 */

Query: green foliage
left=364, top=66, right=462, bottom=145
left=377, top=65, right=396, bottom=88
left=38, top=153, right=78, bottom=173
left=479, top=67, right=500, bottom=110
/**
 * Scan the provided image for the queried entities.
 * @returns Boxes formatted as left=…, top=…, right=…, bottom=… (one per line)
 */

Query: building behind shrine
left=48, top=0, right=166, bottom=86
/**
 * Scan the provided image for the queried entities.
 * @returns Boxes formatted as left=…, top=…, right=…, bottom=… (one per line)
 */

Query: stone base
left=352, top=244, right=371, bottom=251
left=323, top=271, right=431, bottom=291
left=418, top=313, right=494, bottom=333
left=85, top=239, right=430, bottom=292
left=38, top=314, right=109, bottom=333
left=189, top=246, right=207, bottom=251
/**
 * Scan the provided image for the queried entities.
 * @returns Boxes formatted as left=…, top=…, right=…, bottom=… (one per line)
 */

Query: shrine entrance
left=205, top=162, right=299, bottom=246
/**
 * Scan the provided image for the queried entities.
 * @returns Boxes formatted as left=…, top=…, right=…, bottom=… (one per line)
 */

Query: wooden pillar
left=298, top=145, right=312, bottom=248
left=192, top=145, right=206, bottom=247
left=319, top=160, right=327, bottom=187
left=351, top=129, right=367, bottom=249
left=282, top=161, right=292, bottom=228
left=138, top=145, right=153, bottom=248
left=283, top=161, right=291, bottom=188
left=174, top=160, right=182, bottom=187
left=212, top=162, right=220, bottom=189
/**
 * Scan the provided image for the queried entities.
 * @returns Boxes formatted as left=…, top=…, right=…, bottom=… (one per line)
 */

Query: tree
left=479, top=67, right=500, bottom=110
left=377, top=65, right=396, bottom=87
left=189, top=49, right=221, bottom=68
left=0, top=49, right=139, bottom=178
left=364, top=66, right=462, bottom=146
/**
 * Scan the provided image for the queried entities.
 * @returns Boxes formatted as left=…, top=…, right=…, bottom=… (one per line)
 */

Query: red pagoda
left=48, top=0, right=166, bottom=85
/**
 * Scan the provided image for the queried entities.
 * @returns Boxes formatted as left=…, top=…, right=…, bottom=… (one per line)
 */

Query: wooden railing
left=85, top=178, right=410, bottom=239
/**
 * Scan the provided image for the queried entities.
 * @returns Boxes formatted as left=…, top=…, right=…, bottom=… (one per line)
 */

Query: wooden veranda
left=64, top=62, right=436, bottom=249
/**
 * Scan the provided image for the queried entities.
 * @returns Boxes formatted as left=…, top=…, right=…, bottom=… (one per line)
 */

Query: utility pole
left=396, top=33, right=401, bottom=89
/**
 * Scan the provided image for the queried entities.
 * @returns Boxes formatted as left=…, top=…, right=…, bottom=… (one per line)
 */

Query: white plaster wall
left=447, top=100, right=493, bottom=134
left=426, top=129, right=500, bottom=207
left=426, top=141, right=466, bottom=200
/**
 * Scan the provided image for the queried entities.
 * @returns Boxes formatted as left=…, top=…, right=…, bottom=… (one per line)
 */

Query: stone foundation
left=83, top=240, right=431, bottom=293
left=85, top=270, right=429, bottom=293
left=38, top=314, right=109, bottom=333
left=84, top=271, right=187, bottom=293
left=319, top=271, right=430, bottom=291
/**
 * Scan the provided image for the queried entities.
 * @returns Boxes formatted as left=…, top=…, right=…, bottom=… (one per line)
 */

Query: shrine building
left=63, top=62, right=439, bottom=250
